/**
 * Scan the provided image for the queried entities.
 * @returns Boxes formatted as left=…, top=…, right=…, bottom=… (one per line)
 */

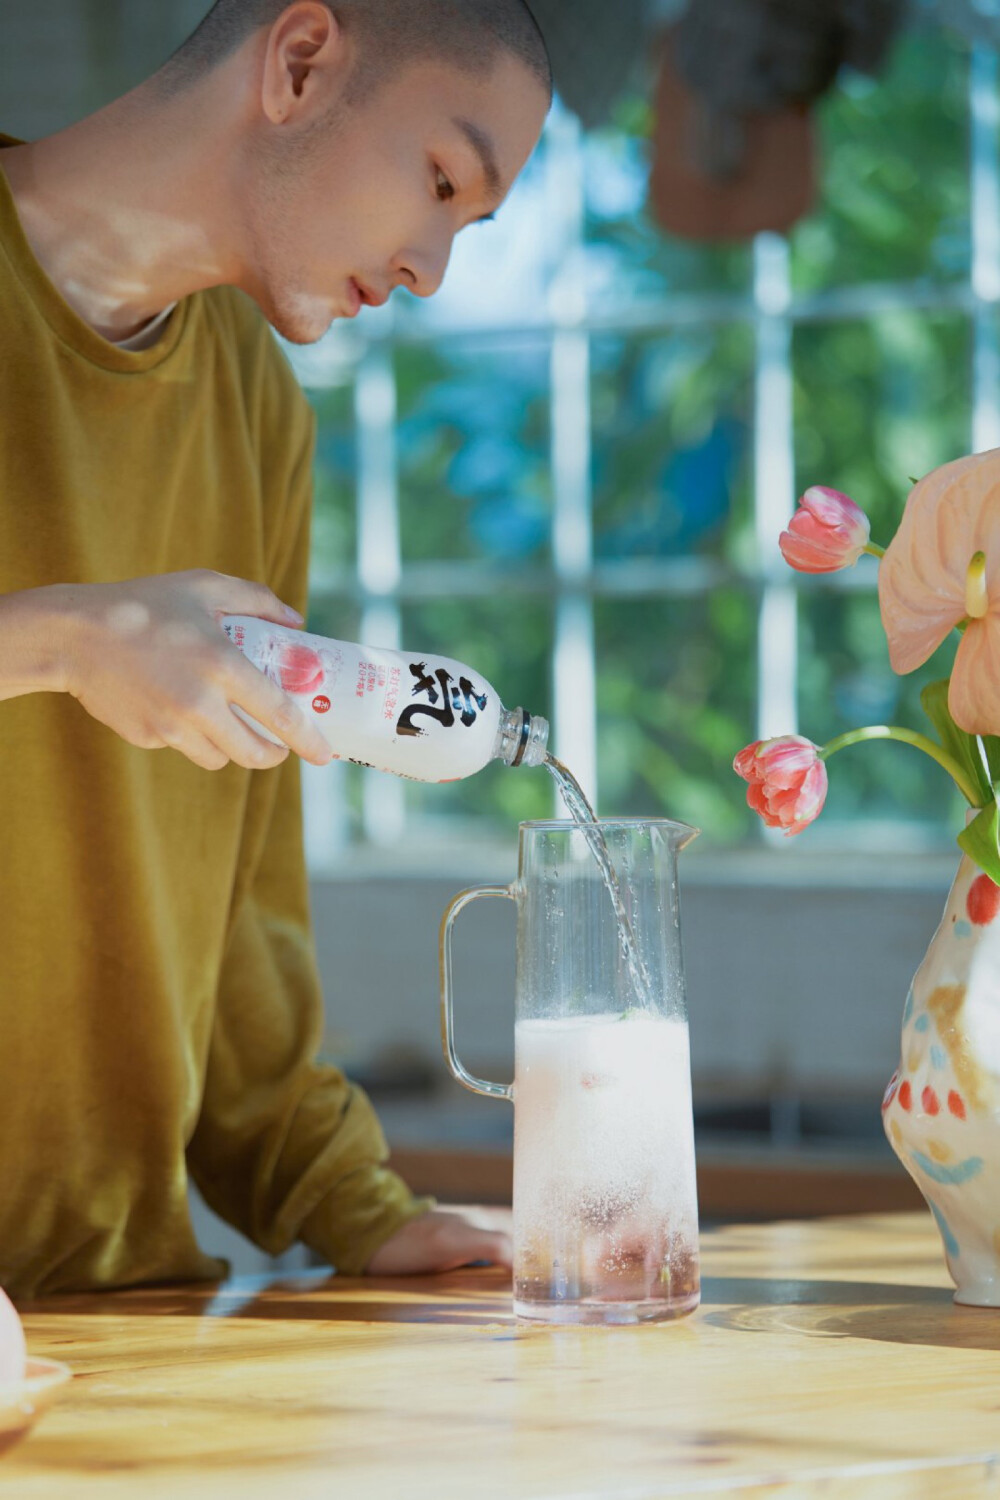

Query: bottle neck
left=493, top=708, right=549, bottom=769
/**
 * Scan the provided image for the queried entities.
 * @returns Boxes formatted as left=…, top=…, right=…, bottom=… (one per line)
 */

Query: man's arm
left=184, top=745, right=434, bottom=1271
left=185, top=724, right=513, bottom=1274
left=0, top=585, right=69, bottom=698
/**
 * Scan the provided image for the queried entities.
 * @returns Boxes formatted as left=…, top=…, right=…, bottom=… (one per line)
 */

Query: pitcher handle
left=439, top=885, right=515, bottom=1102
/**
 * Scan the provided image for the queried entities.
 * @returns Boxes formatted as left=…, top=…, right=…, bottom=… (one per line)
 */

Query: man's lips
left=346, top=278, right=388, bottom=315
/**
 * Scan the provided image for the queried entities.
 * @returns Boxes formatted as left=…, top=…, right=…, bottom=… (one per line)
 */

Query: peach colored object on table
left=5, top=1212, right=1000, bottom=1498
left=0, top=1360, right=71, bottom=1458
left=0, top=1287, right=26, bottom=1383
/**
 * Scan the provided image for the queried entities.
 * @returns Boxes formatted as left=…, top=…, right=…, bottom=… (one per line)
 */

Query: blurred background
left=4, top=0, right=997, bottom=1267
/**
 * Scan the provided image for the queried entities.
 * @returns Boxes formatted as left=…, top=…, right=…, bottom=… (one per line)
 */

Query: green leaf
left=919, top=679, right=992, bottom=805
left=984, top=737, right=1000, bottom=785
left=958, top=802, right=1000, bottom=884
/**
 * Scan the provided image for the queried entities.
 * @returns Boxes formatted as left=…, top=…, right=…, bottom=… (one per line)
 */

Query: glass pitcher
left=440, top=817, right=701, bottom=1325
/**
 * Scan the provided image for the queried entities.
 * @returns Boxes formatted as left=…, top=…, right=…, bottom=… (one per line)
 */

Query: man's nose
left=393, top=233, right=453, bottom=299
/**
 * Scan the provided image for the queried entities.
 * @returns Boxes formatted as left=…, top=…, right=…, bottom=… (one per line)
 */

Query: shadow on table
left=701, top=1275, right=1000, bottom=1349
left=24, top=1267, right=518, bottom=1328
left=35, top=1268, right=999, bottom=1346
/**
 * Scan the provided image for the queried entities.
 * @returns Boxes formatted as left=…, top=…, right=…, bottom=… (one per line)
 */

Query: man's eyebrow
left=452, top=117, right=503, bottom=206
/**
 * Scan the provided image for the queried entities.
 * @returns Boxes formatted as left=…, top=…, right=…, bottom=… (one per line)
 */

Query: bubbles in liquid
left=513, top=1013, right=700, bottom=1321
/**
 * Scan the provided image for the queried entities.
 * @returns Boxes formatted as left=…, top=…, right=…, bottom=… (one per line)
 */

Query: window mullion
left=753, top=233, right=798, bottom=752
left=356, top=338, right=405, bottom=845
left=971, top=42, right=1000, bottom=452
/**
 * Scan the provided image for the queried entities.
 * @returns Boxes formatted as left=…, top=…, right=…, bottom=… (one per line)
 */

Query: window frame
left=291, top=44, right=1000, bottom=863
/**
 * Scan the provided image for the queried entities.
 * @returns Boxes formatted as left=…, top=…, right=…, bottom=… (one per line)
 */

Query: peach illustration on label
left=275, top=643, right=325, bottom=696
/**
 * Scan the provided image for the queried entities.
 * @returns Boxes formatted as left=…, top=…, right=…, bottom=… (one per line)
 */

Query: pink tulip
left=733, top=736, right=828, bottom=835
left=879, top=449, right=1000, bottom=735
left=779, top=486, right=872, bottom=573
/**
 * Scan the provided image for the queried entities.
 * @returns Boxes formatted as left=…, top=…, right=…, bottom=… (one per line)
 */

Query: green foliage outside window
left=304, top=21, right=979, bottom=850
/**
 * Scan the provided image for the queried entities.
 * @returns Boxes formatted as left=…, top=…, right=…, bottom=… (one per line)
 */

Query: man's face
left=241, top=53, right=549, bottom=343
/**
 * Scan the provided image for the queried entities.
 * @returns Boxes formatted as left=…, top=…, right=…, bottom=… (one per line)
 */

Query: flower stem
left=821, top=725, right=981, bottom=805
left=863, top=542, right=885, bottom=559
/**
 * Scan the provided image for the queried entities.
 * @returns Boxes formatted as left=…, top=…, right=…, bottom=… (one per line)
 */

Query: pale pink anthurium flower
left=878, top=449, right=1000, bottom=736
left=779, top=486, right=872, bottom=573
left=733, top=736, right=828, bottom=835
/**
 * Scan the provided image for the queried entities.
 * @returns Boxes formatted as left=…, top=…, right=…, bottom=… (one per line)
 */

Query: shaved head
left=143, top=0, right=550, bottom=346
left=160, top=0, right=552, bottom=100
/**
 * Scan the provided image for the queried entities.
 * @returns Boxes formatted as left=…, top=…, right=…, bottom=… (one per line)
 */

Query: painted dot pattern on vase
left=967, top=873, right=1000, bottom=927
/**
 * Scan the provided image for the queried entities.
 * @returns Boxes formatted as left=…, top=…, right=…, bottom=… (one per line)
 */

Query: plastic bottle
left=223, top=616, right=549, bottom=782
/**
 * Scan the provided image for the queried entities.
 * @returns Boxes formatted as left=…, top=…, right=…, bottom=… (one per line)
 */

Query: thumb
left=201, top=571, right=304, bottom=629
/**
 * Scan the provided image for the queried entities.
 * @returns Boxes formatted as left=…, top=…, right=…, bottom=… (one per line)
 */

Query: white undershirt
left=111, top=302, right=178, bottom=352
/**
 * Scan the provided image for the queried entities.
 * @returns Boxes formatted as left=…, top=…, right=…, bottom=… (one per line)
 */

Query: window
left=291, top=20, right=990, bottom=866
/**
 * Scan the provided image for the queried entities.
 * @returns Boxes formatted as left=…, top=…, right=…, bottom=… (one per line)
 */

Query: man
left=0, top=0, right=550, bottom=1297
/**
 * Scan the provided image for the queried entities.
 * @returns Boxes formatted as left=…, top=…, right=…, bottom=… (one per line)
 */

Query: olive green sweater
left=0, top=150, right=427, bottom=1298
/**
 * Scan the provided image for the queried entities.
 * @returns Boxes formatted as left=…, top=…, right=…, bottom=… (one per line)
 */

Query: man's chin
left=270, top=309, right=338, bottom=346
left=253, top=289, right=338, bottom=345
left=274, top=321, right=336, bottom=346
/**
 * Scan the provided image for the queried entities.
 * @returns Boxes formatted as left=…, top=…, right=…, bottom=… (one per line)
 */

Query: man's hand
left=0, top=570, right=335, bottom=771
left=365, top=1207, right=512, bottom=1276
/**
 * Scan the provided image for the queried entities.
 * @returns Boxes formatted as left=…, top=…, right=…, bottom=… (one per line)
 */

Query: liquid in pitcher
left=512, top=1011, right=700, bottom=1324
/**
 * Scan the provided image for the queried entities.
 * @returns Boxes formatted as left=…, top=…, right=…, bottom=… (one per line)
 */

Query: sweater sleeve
left=186, top=379, right=432, bottom=1274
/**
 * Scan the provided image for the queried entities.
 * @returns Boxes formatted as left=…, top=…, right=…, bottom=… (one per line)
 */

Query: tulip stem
left=821, top=725, right=981, bottom=805
left=862, top=542, right=885, bottom=559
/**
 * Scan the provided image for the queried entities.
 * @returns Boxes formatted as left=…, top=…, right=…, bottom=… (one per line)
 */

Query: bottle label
left=396, top=662, right=489, bottom=738
left=222, top=617, right=501, bottom=781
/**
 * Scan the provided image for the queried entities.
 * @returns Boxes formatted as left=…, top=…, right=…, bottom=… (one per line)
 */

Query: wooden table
left=7, top=1212, right=1000, bottom=1499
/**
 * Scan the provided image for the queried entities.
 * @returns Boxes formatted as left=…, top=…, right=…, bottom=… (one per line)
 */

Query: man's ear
left=260, top=1, right=348, bottom=124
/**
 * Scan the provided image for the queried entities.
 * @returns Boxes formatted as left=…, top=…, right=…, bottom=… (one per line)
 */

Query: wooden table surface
left=6, top=1212, right=1000, bottom=1499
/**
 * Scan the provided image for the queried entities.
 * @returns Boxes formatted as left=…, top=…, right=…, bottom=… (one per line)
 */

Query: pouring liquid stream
left=544, top=754, right=656, bottom=1012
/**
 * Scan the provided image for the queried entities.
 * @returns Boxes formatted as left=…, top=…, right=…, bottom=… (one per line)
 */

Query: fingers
left=424, top=1230, right=512, bottom=1273
left=223, top=657, right=333, bottom=766
left=452, top=1206, right=512, bottom=1235
left=364, top=1210, right=514, bottom=1276
left=154, top=721, right=289, bottom=774
left=458, top=1229, right=513, bottom=1270
left=162, top=719, right=291, bottom=773
left=427, top=1215, right=513, bottom=1271
left=213, top=710, right=291, bottom=771
left=157, top=725, right=232, bottom=772
left=193, top=570, right=304, bottom=630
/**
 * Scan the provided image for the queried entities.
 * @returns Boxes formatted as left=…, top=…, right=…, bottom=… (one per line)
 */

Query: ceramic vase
left=883, top=853, right=1000, bottom=1304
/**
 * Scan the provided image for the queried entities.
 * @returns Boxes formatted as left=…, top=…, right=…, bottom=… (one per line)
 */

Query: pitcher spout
left=653, top=819, right=700, bottom=855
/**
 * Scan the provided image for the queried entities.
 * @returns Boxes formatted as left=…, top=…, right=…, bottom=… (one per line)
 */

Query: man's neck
left=1, top=83, right=247, bottom=342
